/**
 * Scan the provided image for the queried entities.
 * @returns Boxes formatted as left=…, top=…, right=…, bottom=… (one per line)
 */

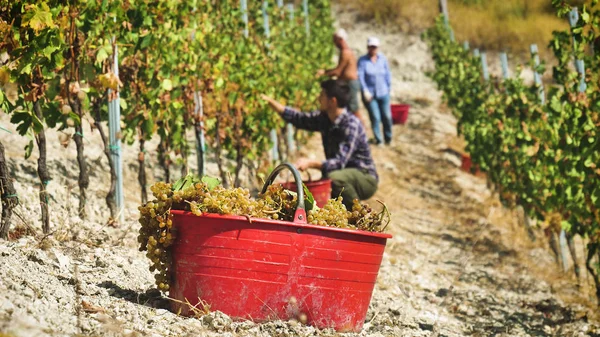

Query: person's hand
left=260, top=94, right=274, bottom=103
left=316, top=69, right=326, bottom=77
left=260, top=94, right=285, bottom=114
left=294, top=158, right=311, bottom=171
left=362, top=90, right=373, bottom=102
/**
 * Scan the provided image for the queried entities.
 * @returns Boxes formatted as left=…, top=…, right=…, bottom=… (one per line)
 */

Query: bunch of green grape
left=138, top=180, right=390, bottom=292
left=188, top=186, right=268, bottom=218
left=348, top=199, right=390, bottom=232
left=260, top=184, right=298, bottom=221
left=307, top=197, right=350, bottom=228
left=137, top=182, right=183, bottom=292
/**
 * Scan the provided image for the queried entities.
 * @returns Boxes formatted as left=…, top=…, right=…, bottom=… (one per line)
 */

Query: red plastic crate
left=169, top=211, right=391, bottom=332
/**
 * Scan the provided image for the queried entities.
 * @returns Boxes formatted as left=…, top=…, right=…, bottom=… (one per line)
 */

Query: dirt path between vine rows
left=1, top=6, right=600, bottom=337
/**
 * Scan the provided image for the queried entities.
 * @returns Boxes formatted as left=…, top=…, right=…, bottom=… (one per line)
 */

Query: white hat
left=334, top=28, right=348, bottom=41
left=367, top=37, right=380, bottom=47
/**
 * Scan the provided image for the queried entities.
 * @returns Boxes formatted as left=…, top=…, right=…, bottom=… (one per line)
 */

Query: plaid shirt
left=282, top=107, right=379, bottom=180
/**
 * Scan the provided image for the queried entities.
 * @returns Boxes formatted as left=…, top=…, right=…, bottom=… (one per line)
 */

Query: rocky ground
left=1, top=6, right=599, bottom=337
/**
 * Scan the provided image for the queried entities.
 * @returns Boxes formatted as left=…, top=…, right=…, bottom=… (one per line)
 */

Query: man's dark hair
left=320, top=79, right=350, bottom=109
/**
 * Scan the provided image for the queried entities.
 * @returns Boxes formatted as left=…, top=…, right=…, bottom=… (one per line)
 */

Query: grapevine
left=424, top=0, right=600, bottom=302
left=0, top=0, right=336, bottom=235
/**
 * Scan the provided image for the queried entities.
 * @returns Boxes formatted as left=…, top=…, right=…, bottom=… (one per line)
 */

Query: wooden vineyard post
left=109, top=35, right=124, bottom=224
left=0, top=140, right=18, bottom=239
left=500, top=52, right=509, bottom=79
left=480, top=52, right=489, bottom=81
left=529, top=44, right=545, bottom=105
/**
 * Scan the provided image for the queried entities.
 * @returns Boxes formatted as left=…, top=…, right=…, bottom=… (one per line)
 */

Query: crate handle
left=261, top=162, right=307, bottom=224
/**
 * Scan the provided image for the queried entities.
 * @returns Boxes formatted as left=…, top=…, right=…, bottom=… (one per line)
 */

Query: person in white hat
left=316, top=29, right=366, bottom=126
left=358, top=36, right=393, bottom=146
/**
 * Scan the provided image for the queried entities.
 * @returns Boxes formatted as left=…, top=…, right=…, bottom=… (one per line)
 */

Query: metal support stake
left=241, top=0, right=249, bottom=38
left=500, top=52, right=509, bottom=79
left=569, top=8, right=587, bottom=93
left=439, top=0, right=449, bottom=25
left=108, top=36, right=124, bottom=223
left=262, top=1, right=271, bottom=40
left=463, top=41, right=469, bottom=51
left=270, top=129, right=279, bottom=162
left=193, top=92, right=205, bottom=176
left=480, top=52, right=489, bottom=81
left=439, top=0, right=453, bottom=41
left=530, top=44, right=545, bottom=105
left=286, top=123, right=295, bottom=155
left=303, top=0, right=310, bottom=38
left=288, top=3, right=295, bottom=21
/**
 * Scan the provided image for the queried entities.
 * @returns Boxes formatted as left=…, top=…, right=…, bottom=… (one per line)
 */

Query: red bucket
left=391, top=104, right=410, bottom=125
left=460, top=154, right=484, bottom=176
left=168, top=163, right=391, bottom=332
left=460, top=154, right=472, bottom=172
left=282, top=179, right=332, bottom=208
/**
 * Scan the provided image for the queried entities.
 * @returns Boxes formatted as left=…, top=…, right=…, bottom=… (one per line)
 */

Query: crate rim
left=170, top=210, right=393, bottom=239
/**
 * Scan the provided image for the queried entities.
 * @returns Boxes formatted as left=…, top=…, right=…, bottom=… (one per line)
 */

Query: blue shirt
left=358, top=53, right=392, bottom=99
left=282, top=107, right=379, bottom=181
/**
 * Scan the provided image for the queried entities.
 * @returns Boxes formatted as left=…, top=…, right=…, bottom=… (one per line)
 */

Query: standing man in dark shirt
left=261, top=80, right=378, bottom=210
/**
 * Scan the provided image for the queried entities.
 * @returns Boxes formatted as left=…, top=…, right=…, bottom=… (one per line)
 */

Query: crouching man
left=260, top=79, right=378, bottom=210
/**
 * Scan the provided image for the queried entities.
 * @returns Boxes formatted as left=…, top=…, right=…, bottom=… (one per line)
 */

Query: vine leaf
left=161, top=79, right=173, bottom=91
left=303, top=183, right=314, bottom=212
left=22, top=3, right=55, bottom=32
left=201, top=176, right=221, bottom=191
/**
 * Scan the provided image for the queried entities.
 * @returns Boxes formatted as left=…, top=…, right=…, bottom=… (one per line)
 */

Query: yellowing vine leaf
left=0, top=67, right=9, bottom=86
left=161, top=79, right=173, bottom=91
left=21, top=3, right=55, bottom=32
left=98, top=72, right=121, bottom=90
left=4, top=82, right=19, bottom=105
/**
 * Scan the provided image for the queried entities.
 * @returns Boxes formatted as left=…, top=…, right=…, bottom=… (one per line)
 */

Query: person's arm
left=325, top=49, right=350, bottom=77
left=260, top=95, right=324, bottom=132
left=383, top=55, right=392, bottom=90
left=321, top=122, right=359, bottom=173
left=261, top=94, right=286, bottom=114
left=295, top=158, right=323, bottom=171
left=358, top=57, right=372, bottom=102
